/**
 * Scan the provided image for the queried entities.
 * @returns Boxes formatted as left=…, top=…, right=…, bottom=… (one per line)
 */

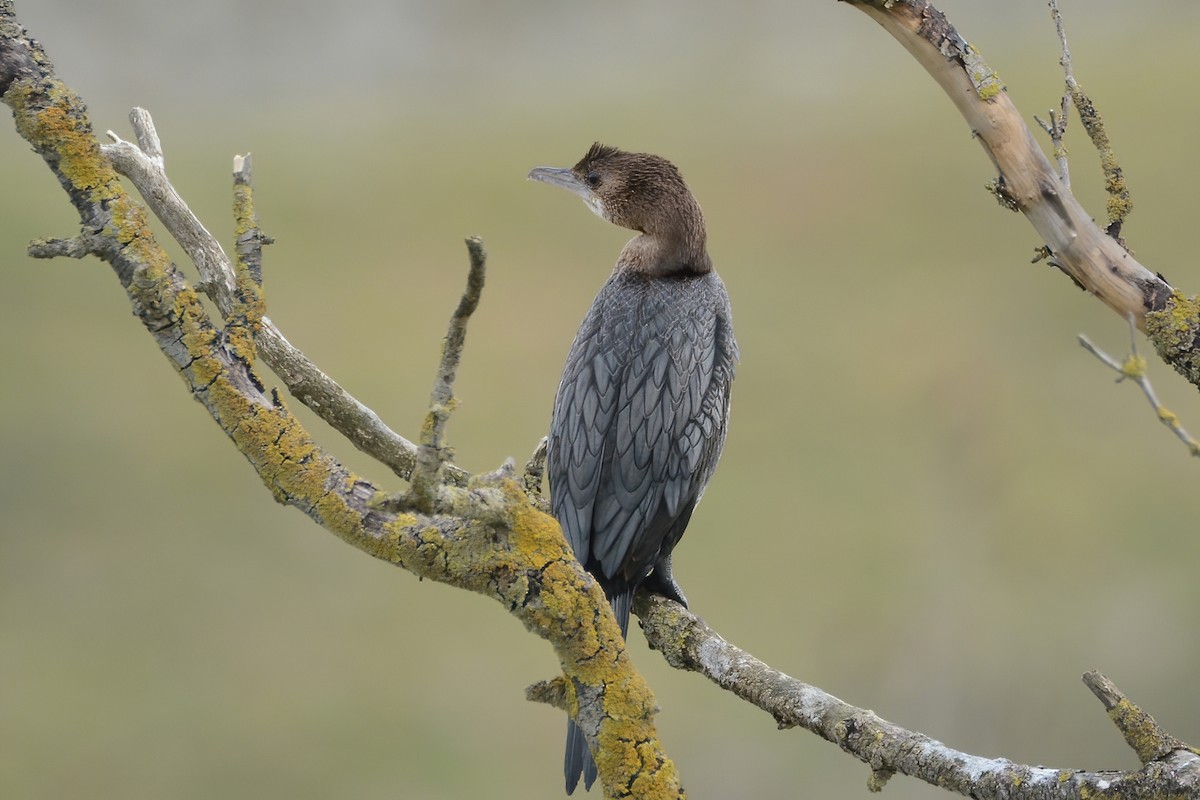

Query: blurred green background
left=3, top=1, right=1200, bottom=797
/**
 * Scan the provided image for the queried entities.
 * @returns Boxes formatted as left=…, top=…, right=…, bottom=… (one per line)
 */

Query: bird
left=529, top=143, right=737, bottom=794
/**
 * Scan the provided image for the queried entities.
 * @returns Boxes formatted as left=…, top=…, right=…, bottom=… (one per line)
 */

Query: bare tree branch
left=101, top=109, right=464, bottom=485
left=0, top=7, right=680, bottom=796
left=1033, top=3, right=1073, bottom=187
left=835, top=3, right=1200, bottom=352
left=840, top=0, right=1200, bottom=443
left=637, top=593, right=1200, bottom=798
left=408, top=236, right=486, bottom=513
left=1079, top=318, right=1200, bottom=457
left=1044, top=0, right=1131, bottom=239
left=5, top=0, right=1200, bottom=796
left=1082, top=671, right=1196, bottom=766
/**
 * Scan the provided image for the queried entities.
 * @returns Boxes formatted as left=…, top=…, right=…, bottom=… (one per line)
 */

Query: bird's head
left=528, top=143, right=703, bottom=239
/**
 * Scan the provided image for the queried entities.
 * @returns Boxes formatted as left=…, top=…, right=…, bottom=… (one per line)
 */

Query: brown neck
left=617, top=233, right=711, bottom=277
left=616, top=194, right=711, bottom=276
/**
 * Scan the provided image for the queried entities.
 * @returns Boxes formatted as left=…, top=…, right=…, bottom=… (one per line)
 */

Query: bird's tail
left=563, top=590, right=632, bottom=794
left=564, top=719, right=597, bottom=794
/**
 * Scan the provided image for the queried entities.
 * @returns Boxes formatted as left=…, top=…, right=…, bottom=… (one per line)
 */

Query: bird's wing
left=548, top=298, right=620, bottom=566
left=602, top=282, right=736, bottom=582
left=549, top=274, right=737, bottom=586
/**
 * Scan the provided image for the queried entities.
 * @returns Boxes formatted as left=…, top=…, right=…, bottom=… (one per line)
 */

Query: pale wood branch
left=841, top=0, right=1172, bottom=329
left=840, top=0, right=1200, bottom=446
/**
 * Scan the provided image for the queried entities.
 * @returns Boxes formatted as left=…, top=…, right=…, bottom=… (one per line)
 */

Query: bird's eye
left=585, top=170, right=601, bottom=188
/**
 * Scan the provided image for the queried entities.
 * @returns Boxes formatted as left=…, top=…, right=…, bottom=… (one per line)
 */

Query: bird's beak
left=528, top=166, right=587, bottom=197
left=528, top=166, right=605, bottom=219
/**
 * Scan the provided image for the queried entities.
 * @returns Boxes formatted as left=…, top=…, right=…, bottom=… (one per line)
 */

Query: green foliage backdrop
left=3, top=2, right=1199, bottom=797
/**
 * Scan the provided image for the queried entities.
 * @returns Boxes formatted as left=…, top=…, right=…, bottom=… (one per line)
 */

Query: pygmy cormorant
left=529, top=143, right=738, bottom=794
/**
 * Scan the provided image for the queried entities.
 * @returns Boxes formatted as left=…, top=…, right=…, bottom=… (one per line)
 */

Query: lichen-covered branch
left=637, top=593, right=1200, bottom=798
left=839, top=0, right=1200, bottom=399
left=0, top=6, right=678, bottom=796
left=7, top=0, right=1200, bottom=797
left=523, top=435, right=550, bottom=508
left=408, top=237, right=486, bottom=513
left=1035, top=0, right=1136, bottom=234
left=1082, top=671, right=1196, bottom=766
left=102, top=109, right=237, bottom=314
left=101, top=108, right=463, bottom=484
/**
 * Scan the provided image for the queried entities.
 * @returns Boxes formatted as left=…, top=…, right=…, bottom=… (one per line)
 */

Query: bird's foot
left=644, top=565, right=688, bottom=609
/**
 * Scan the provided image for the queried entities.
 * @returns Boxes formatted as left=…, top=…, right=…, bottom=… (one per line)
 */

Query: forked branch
left=0, top=6, right=680, bottom=796
left=1079, top=319, right=1200, bottom=457
left=4, top=0, right=1200, bottom=796
left=839, top=0, right=1200, bottom=399
left=103, top=110, right=463, bottom=484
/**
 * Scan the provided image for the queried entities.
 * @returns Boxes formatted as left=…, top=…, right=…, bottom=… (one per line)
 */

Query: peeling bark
left=840, top=1, right=1191, bottom=342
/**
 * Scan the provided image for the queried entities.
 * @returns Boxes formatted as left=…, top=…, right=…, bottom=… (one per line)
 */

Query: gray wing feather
left=549, top=270, right=736, bottom=586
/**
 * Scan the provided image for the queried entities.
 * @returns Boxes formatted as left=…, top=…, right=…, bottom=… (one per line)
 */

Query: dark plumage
left=529, top=143, right=738, bottom=794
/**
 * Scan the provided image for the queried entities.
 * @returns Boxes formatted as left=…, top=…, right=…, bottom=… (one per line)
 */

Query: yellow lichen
left=9, top=81, right=121, bottom=203
left=1145, top=291, right=1200, bottom=385
left=507, top=483, right=569, bottom=558
left=962, top=43, right=1004, bottom=101
left=1108, top=698, right=1166, bottom=763
left=502, top=484, right=680, bottom=796
left=1120, top=353, right=1146, bottom=380
left=232, top=183, right=256, bottom=239
left=977, top=82, right=1002, bottom=101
